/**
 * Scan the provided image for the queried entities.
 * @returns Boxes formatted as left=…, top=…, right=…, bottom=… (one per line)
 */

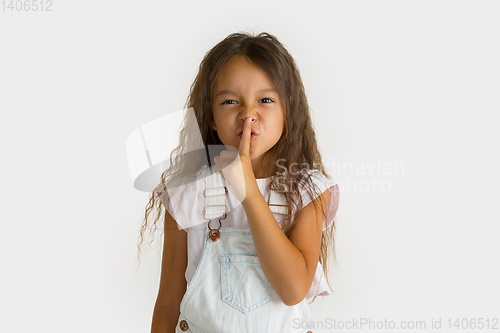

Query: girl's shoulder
left=158, top=164, right=208, bottom=230
left=294, top=169, right=340, bottom=231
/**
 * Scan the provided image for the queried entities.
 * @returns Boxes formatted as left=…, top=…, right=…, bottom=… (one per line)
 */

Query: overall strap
left=203, top=165, right=228, bottom=220
left=268, top=181, right=290, bottom=215
left=203, top=165, right=290, bottom=219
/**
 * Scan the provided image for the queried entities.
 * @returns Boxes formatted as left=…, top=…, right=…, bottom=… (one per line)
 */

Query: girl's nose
left=240, top=116, right=256, bottom=123
left=240, top=105, right=257, bottom=123
left=239, top=107, right=257, bottom=123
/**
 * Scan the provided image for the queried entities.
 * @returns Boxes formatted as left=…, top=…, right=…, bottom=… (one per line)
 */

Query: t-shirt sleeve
left=298, top=170, right=340, bottom=299
left=297, top=170, right=340, bottom=231
left=158, top=182, right=185, bottom=228
left=157, top=166, right=207, bottom=230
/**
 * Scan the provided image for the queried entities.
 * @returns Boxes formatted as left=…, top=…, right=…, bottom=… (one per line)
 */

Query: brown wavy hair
left=137, top=31, right=339, bottom=304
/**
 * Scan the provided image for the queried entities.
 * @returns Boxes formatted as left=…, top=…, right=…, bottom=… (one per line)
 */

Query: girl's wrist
left=242, top=179, right=260, bottom=203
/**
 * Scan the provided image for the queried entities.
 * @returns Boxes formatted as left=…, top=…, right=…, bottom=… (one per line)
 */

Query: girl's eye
left=222, top=97, right=274, bottom=105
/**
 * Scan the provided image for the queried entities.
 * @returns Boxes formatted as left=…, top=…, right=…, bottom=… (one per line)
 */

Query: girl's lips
left=238, top=133, right=258, bottom=141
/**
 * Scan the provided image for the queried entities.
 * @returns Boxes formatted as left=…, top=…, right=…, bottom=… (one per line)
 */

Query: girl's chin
left=250, top=152, right=265, bottom=162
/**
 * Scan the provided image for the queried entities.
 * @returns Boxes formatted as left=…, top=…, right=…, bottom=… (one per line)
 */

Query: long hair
left=138, top=32, right=338, bottom=304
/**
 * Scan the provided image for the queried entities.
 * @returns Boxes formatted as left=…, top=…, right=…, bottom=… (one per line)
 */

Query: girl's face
left=212, top=55, right=285, bottom=178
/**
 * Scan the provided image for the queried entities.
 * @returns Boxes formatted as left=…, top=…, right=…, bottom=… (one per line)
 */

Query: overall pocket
left=220, top=254, right=272, bottom=314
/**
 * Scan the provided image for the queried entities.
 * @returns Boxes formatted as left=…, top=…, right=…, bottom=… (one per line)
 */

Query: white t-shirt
left=160, top=165, right=340, bottom=299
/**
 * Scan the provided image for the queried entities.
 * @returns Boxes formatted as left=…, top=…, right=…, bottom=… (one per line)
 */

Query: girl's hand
left=213, top=117, right=258, bottom=203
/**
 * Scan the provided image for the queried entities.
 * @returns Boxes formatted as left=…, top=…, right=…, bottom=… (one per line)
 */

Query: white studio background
left=1, top=1, right=499, bottom=332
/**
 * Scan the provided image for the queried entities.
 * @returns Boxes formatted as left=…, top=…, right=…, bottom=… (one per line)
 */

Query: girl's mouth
left=238, top=133, right=258, bottom=141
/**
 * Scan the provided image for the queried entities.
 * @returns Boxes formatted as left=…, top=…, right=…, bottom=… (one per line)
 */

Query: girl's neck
left=252, top=156, right=277, bottom=179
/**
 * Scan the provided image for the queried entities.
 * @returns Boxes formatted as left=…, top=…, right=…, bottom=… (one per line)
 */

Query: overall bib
left=175, top=166, right=315, bottom=333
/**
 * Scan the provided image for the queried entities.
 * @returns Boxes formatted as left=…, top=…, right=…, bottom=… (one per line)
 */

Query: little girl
left=142, top=32, right=340, bottom=333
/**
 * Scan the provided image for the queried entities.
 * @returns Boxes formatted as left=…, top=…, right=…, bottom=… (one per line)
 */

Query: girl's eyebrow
left=215, top=88, right=277, bottom=97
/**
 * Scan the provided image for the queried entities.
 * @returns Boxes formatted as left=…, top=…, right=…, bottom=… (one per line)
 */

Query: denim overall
left=175, top=165, right=315, bottom=333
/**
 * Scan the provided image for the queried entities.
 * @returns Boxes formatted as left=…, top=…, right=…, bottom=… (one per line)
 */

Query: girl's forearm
left=151, top=303, right=179, bottom=333
left=242, top=190, right=313, bottom=306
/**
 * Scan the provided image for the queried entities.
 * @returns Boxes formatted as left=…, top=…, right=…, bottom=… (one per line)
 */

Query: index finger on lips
left=239, top=117, right=252, bottom=155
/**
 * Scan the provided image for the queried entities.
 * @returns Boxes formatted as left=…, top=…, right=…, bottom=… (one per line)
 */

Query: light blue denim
left=175, top=227, right=315, bottom=333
